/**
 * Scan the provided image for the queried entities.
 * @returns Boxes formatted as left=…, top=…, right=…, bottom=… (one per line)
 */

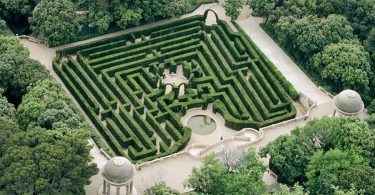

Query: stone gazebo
left=333, top=89, right=364, bottom=116
left=99, top=156, right=136, bottom=195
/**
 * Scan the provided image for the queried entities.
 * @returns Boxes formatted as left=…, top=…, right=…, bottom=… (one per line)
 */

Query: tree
left=17, top=78, right=84, bottom=130
left=248, top=0, right=277, bottom=17
left=144, top=181, right=180, bottom=195
left=270, top=183, right=308, bottom=195
left=0, top=117, right=19, bottom=152
left=275, top=14, right=355, bottom=61
left=114, top=8, right=142, bottom=29
left=29, top=0, right=79, bottom=46
left=365, top=28, right=375, bottom=52
left=223, top=0, right=245, bottom=20
left=305, top=149, right=368, bottom=195
left=84, top=0, right=112, bottom=33
left=224, top=149, right=266, bottom=195
left=328, top=118, right=375, bottom=167
left=0, top=89, right=16, bottom=121
left=350, top=0, right=375, bottom=39
left=0, top=51, right=49, bottom=98
left=185, top=153, right=227, bottom=194
left=366, top=114, right=375, bottom=129
left=0, top=92, right=18, bottom=150
left=0, top=35, right=29, bottom=57
left=316, top=0, right=375, bottom=39
left=0, top=127, right=98, bottom=194
left=0, top=0, right=37, bottom=16
left=0, top=19, right=5, bottom=35
left=311, top=40, right=372, bottom=92
left=260, top=135, right=315, bottom=185
left=337, top=165, right=375, bottom=195
left=185, top=149, right=266, bottom=195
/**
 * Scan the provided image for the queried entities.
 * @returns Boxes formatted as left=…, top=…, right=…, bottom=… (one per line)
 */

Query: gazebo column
left=116, top=186, right=120, bottom=195
left=102, top=180, right=107, bottom=194
left=107, top=184, right=111, bottom=195
left=130, top=181, right=133, bottom=193
left=126, top=184, right=130, bottom=195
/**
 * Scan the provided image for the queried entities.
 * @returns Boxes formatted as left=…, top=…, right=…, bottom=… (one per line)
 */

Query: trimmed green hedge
left=53, top=14, right=298, bottom=162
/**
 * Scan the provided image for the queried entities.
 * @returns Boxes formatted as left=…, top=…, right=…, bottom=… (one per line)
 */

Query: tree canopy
left=144, top=181, right=180, bottom=195
left=0, top=34, right=97, bottom=194
left=0, top=19, right=5, bottom=35
left=305, top=149, right=369, bottom=195
left=247, top=0, right=277, bottom=17
left=311, top=40, right=372, bottom=92
left=185, top=149, right=266, bottom=195
left=0, top=36, right=48, bottom=102
left=17, top=78, right=85, bottom=130
left=0, top=127, right=97, bottom=194
left=223, top=0, right=245, bottom=20
left=262, top=116, right=375, bottom=194
left=29, top=0, right=79, bottom=46
left=274, top=14, right=355, bottom=60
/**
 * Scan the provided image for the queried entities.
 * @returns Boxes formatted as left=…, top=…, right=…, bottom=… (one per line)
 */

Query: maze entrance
left=53, top=11, right=297, bottom=162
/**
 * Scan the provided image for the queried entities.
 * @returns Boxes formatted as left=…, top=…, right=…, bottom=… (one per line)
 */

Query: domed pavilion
left=333, top=89, right=364, bottom=116
left=100, top=156, right=136, bottom=195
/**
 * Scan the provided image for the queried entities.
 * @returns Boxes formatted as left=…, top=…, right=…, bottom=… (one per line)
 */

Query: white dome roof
left=103, top=157, right=135, bottom=184
left=334, top=89, right=364, bottom=114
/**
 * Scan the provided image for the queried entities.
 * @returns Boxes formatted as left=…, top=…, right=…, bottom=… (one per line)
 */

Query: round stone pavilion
left=333, top=89, right=364, bottom=116
left=100, top=156, right=136, bottom=195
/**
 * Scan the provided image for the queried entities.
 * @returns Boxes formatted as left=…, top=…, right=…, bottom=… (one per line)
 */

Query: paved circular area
left=187, top=115, right=217, bottom=135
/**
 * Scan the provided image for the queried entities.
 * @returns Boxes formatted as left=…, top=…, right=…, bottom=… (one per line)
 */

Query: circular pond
left=187, top=115, right=217, bottom=135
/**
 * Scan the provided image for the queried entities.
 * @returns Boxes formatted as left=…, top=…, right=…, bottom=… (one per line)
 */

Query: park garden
left=53, top=11, right=298, bottom=162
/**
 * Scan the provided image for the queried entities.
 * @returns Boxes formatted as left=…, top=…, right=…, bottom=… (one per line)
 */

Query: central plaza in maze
left=53, top=10, right=297, bottom=162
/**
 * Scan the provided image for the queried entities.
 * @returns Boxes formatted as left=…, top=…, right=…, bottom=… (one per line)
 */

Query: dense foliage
left=223, top=0, right=244, bottom=20
left=1, top=0, right=215, bottom=46
left=0, top=36, right=98, bottom=194
left=0, top=19, right=5, bottom=34
left=249, top=0, right=375, bottom=105
left=261, top=116, right=375, bottom=194
left=310, top=40, right=372, bottom=92
left=0, top=35, right=48, bottom=103
left=144, top=181, right=180, bottom=195
left=0, top=127, right=97, bottom=194
left=29, top=0, right=79, bottom=46
left=185, top=149, right=266, bottom=195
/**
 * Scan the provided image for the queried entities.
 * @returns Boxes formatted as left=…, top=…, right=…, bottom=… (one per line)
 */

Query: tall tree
left=365, top=27, right=375, bottom=52
left=223, top=0, right=245, bottom=20
left=0, top=19, right=5, bottom=35
left=0, top=127, right=98, bottom=194
left=275, top=14, right=355, bottom=61
left=17, top=78, right=84, bottom=130
left=311, top=40, right=372, bottom=92
left=270, top=184, right=308, bottom=195
left=260, top=135, right=315, bottom=185
left=0, top=35, right=29, bottom=57
left=247, top=0, right=277, bottom=17
left=29, top=0, right=79, bottom=46
left=144, top=182, right=180, bottom=195
left=0, top=51, right=49, bottom=98
left=0, top=88, right=16, bottom=120
left=305, top=149, right=369, bottom=195
left=185, top=149, right=266, bottom=195
left=185, top=153, right=227, bottom=194
left=0, top=0, right=37, bottom=16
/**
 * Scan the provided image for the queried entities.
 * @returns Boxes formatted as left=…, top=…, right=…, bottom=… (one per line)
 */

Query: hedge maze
left=53, top=12, right=297, bottom=162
